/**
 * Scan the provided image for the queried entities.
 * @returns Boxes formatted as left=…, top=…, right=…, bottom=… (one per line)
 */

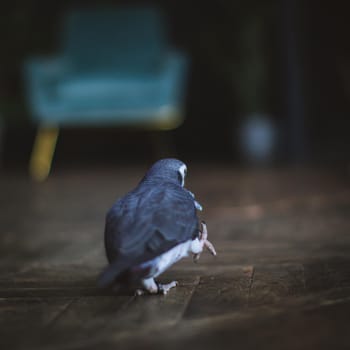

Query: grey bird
left=98, top=158, right=216, bottom=295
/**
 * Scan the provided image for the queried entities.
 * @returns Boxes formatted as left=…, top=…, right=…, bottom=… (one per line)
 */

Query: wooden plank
left=0, top=297, right=72, bottom=349
left=36, top=274, right=199, bottom=349
left=107, top=274, right=200, bottom=332
left=37, top=295, right=133, bottom=349
left=303, top=259, right=350, bottom=292
left=0, top=265, right=109, bottom=298
left=75, top=294, right=350, bottom=350
left=183, top=267, right=253, bottom=319
left=248, top=263, right=306, bottom=307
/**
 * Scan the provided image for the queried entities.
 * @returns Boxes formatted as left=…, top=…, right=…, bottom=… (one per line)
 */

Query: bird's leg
left=137, top=278, right=177, bottom=295
left=140, top=278, right=158, bottom=294
left=193, top=221, right=217, bottom=262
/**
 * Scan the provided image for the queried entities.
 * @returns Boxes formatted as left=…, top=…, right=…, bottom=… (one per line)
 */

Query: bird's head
left=143, top=158, right=187, bottom=187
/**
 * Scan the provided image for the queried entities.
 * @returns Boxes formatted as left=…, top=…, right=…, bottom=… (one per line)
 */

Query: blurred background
left=0, top=0, right=349, bottom=174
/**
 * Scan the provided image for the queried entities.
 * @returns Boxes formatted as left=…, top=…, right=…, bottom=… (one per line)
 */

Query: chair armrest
left=158, top=50, right=189, bottom=104
left=24, top=56, right=70, bottom=88
left=23, top=56, right=70, bottom=120
left=161, top=51, right=188, bottom=79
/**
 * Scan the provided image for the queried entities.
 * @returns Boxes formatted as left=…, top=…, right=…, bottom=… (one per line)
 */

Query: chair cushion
left=56, top=74, right=161, bottom=107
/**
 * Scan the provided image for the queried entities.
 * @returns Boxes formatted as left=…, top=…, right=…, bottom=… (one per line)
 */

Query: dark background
left=1, top=0, right=349, bottom=170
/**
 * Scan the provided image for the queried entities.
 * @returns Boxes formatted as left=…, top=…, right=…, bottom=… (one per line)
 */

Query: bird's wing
left=110, top=182, right=198, bottom=260
left=98, top=182, right=199, bottom=287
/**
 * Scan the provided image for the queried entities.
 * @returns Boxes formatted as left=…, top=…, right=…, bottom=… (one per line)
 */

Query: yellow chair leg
left=29, top=126, right=59, bottom=181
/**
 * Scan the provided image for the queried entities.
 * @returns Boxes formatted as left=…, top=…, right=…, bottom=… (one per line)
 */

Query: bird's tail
left=97, top=260, right=129, bottom=288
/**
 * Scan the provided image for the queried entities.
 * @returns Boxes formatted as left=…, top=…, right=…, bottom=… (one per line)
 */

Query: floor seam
left=46, top=297, right=78, bottom=330
left=247, top=266, right=255, bottom=307
left=177, top=275, right=201, bottom=323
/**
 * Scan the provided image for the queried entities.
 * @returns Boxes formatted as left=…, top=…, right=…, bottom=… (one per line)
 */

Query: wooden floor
left=1, top=165, right=350, bottom=349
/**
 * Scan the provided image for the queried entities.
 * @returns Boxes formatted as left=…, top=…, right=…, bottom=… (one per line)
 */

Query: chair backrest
left=61, top=7, right=167, bottom=74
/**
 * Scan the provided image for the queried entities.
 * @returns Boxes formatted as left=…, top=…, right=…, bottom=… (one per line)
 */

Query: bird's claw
left=157, top=281, right=178, bottom=295
left=135, top=280, right=178, bottom=296
left=193, top=221, right=217, bottom=262
left=193, top=253, right=200, bottom=263
left=135, top=289, right=145, bottom=296
left=204, top=239, right=217, bottom=256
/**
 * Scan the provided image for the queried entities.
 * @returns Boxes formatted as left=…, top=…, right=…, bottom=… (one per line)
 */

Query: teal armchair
left=24, top=7, right=188, bottom=180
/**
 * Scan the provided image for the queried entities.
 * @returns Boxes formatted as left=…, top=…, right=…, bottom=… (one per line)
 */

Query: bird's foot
left=193, top=221, right=217, bottom=262
left=156, top=280, right=178, bottom=295
left=137, top=278, right=177, bottom=296
left=135, top=289, right=145, bottom=296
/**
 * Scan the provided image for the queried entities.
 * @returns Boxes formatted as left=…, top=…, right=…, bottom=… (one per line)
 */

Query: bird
left=98, top=158, right=216, bottom=295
